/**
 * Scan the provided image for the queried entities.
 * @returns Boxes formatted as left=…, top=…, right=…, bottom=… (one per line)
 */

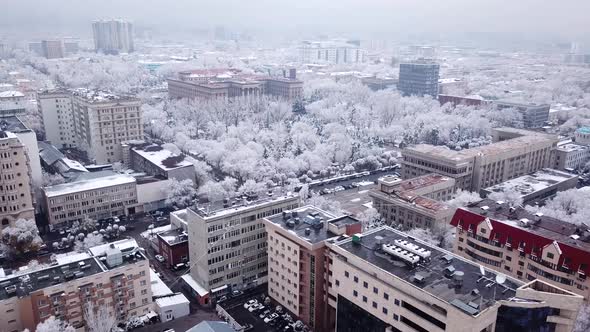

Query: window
left=393, top=314, right=399, bottom=321
left=353, top=290, right=358, bottom=297
left=506, top=256, right=512, bottom=261
left=384, top=293, right=389, bottom=300
left=480, top=228, right=486, bottom=234
left=547, top=252, right=554, bottom=259
left=372, top=301, right=378, bottom=308
left=362, top=296, right=367, bottom=303
left=394, top=299, right=400, bottom=306
left=518, top=261, right=524, bottom=266
left=373, top=287, right=378, bottom=294
left=353, top=276, right=358, bottom=283
left=382, top=307, right=388, bottom=315
left=363, top=281, right=368, bottom=288
left=335, top=280, right=340, bottom=287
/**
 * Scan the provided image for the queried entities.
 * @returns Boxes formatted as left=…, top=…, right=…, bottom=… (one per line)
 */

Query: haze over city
left=0, top=1, right=590, bottom=332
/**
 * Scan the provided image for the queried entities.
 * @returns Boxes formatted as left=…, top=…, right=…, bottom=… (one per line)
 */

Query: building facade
left=298, top=40, right=366, bottom=64
left=264, top=206, right=361, bottom=331
left=574, top=127, right=590, bottom=146
left=554, top=142, right=590, bottom=170
left=185, top=195, right=299, bottom=303
left=398, top=60, right=440, bottom=97
left=167, top=69, right=303, bottom=100
left=0, top=90, right=26, bottom=117
left=41, top=40, right=64, bottom=59
left=370, top=174, right=455, bottom=231
left=123, top=142, right=195, bottom=184
left=71, top=89, right=143, bottom=164
left=92, top=19, right=134, bottom=54
left=0, top=130, right=35, bottom=227
left=42, top=171, right=137, bottom=230
left=451, top=199, right=590, bottom=300
left=326, top=226, right=583, bottom=332
left=402, top=128, right=558, bottom=192
left=494, top=101, right=550, bottom=128
left=157, top=228, right=189, bottom=268
left=0, top=239, right=152, bottom=332
left=38, top=89, right=78, bottom=148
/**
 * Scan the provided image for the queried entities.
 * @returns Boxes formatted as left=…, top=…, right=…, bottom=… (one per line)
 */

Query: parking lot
left=218, top=285, right=307, bottom=332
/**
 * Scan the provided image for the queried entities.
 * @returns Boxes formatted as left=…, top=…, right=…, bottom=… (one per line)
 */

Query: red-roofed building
left=450, top=199, right=590, bottom=299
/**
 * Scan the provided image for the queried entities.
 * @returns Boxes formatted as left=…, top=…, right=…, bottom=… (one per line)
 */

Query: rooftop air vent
left=519, top=218, right=530, bottom=228
left=480, top=206, right=489, bottom=215
left=304, top=228, right=311, bottom=235
left=453, top=271, right=465, bottom=287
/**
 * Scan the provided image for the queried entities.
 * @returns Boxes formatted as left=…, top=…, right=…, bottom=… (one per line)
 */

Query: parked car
left=113, top=216, right=120, bottom=223
left=172, top=263, right=187, bottom=271
left=244, top=299, right=258, bottom=309
left=155, top=255, right=165, bottom=263
left=259, top=309, right=271, bottom=318
left=248, top=303, right=262, bottom=312
left=264, top=313, right=279, bottom=323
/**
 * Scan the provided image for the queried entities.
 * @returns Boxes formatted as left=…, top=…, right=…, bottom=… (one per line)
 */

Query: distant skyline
left=1, top=0, right=589, bottom=47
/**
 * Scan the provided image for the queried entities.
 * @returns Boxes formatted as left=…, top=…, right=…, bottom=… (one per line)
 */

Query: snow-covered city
left=0, top=1, right=590, bottom=331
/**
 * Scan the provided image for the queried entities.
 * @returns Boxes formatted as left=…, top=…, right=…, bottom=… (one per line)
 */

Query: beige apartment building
left=325, top=226, right=583, bottom=332
left=42, top=171, right=137, bottom=230
left=451, top=199, right=590, bottom=300
left=71, top=89, right=143, bottom=164
left=0, top=129, right=35, bottom=227
left=185, top=195, right=300, bottom=304
left=264, top=206, right=361, bottom=331
left=0, top=239, right=152, bottom=332
left=38, top=89, right=78, bottom=148
left=370, top=174, right=455, bottom=230
left=402, top=128, right=558, bottom=192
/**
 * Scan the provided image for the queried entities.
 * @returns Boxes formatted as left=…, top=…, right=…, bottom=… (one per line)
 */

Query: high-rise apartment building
left=450, top=199, right=590, bottom=300
left=92, top=19, right=134, bottom=54
left=402, top=128, right=558, bottom=192
left=298, top=40, right=366, bottom=64
left=0, top=129, right=35, bottom=227
left=264, top=206, right=361, bottom=330
left=40, top=40, right=64, bottom=59
left=370, top=174, right=455, bottom=230
left=398, top=60, right=440, bottom=97
left=184, top=195, right=299, bottom=305
left=494, top=101, right=550, bottom=128
left=37, top=89, right=78, bottom=148
left=70, top=89, right=143, bottom=164
left=0, top=239, right=152, bottom=332
left=325, top=226, right=583, bottom=332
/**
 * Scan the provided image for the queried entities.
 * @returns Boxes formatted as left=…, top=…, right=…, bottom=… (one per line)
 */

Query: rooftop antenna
left=493, top=273, right=506, bottom=300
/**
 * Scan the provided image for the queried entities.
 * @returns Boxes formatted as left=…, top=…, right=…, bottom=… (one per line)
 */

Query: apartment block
left=0, top=130, right=34, bottom=227
left=494, top=101, right=550, bottom=128
left=41, top=40, right=64, bottom=59
left=122, top=142, right=196, bottom=184
left=554, top=142, right=590, bottom=171
left=481, top=168, right=578, bottom=205
left=264, top=206, right=361, bottom=331
left=450, top=199, right=590, bottom=300
left=326, top=226, right=583, bottom=332
left=398, top=60, right=440, bottom=97
left=92, top=19, right=134, bottom=54
left=184, top=195, right=300, bottom=305
left=402, top=128, right=558, bottom=192
left=298, top=40, right=366, bottom=64
left=0, top=239, right=152, bottom=332
left=0, top=90, right=26, bottom=117
left=157, top=228, right=189, bottom=269
left=167, top=68, right=303, bottom=100
left=370, top=174, right=455, bottom=230
left=37, top=89, right=78, bottom=148
left=42, top=171, right=137, bottom=230
left=71, top=89, right=143, bottom=164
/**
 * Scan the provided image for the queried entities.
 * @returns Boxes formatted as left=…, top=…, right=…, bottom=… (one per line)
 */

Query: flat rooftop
left=463, top=199, right=590, bottom=252
left=190, top=193, right=298, bottom=220
left=267, top=206, right=351, bottom=244
left=132, top=144, right=193, bottom=171
left=396, top=173, right=453, bottom=191
left=334, top=227, right=521, bottom=316
left=44, top=172, right=135, bottom=198
left=557, top=143, right=588, bottom=152
left=157, top=228, right=188, bottom=246
left=371, top=189, right=451, bottom=213
left=0, top=115, right=30, bottom=133
left=484, top=168, right=577, bottom=197
left=71, top=88, right=139, bottom=104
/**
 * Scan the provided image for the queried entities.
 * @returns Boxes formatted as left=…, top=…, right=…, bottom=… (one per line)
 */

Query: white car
left=243, top=299, right=257, bottom=309
left=155, top=255, right=165, bottom=263
left=248, top=303, right=262, bottom=312
left=113, top=216, right=120, bottom=223
left=264, top=313, right=279, bottom=323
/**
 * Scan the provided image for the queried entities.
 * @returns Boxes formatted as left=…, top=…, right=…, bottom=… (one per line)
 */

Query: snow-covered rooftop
left=88, top=238, right=139, bottom=257
left=155, top=293, right=190, bottom=307
left=71, top=88, right=138, bottom=103
left=54, top=252, right=91, bottom=265
left=133, top=146, right=192, bottom=171
left=484, top=168, right=577, bottom=196
left=557, top=143, right=588, bottom=153
left=150, top=269, right=173, bottom=297
left=44, top=173, right=135, bottom=197
left=0, top=91, right=24, bottom=98
left=181, top=274, right=209, bottom=296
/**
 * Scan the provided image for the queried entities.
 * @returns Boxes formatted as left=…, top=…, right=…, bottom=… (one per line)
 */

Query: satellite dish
left=479, top=265, right=486, bottom=276
left=495, top=274, right=506, bottom=284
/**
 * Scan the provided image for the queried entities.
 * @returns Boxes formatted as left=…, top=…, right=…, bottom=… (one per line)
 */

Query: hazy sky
left=1, top=0, right=589, bottom=42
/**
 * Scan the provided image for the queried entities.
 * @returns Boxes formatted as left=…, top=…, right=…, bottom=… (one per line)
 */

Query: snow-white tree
left=447, top=190, right=482, bottom=209
left=83, top=301, right=117, bottom=332
left=488, top=190, right=524, bottom=207
left=405, top=228, right=440, bottom=247
left=74, top=233, right=105, bottom=252
left=164, top=179, right=197, bottom=208
left=42, top=171, right=65, bottom=186
left=526, top=188, right=590, bottom=226
left=1, top=219, right=42, bottom=255
left=36, top=316, right=75, bottom=332
left=238, top=179, right=266, bottom=196
left=306, top=194, right=343, bottom=215
left=358, top=207, right=381, bottom=231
